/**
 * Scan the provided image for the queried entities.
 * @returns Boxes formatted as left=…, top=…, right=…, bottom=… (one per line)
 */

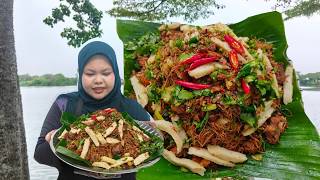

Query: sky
left=14, top=0, right=320, bottom=79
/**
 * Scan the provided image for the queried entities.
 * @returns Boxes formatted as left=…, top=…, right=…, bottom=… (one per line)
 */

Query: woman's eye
left=85, top=73, right=94, bottom=76
left=103, top=72, right=111, bottom=76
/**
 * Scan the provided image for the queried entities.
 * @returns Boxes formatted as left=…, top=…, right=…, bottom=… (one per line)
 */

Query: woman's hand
left=45, top=129, right=57, bottom=142
left=146, top=118, right=156, bottom=128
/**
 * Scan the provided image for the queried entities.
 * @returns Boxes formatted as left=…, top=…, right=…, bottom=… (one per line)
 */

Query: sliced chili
left=224, top=35, right=245, bottom=55
left=188, top=57, right=218, bottom=71
left=180, top=53, right=207, bottom=65
left=241, top=79, right=251, bottom=94
left=175, top=80, right=211, bottom=90
left=229, top=50, right=239, bottom=71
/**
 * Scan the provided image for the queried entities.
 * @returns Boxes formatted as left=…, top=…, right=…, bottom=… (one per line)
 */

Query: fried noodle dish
left=56, top=108, right=163, bottom=171
left=127, top=23, right=294, bottom=176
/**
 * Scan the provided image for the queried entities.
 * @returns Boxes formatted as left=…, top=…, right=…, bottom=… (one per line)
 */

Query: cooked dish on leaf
left=54, top=108, right=163, bottom=171
left=126, top=22, right=294, bottom=176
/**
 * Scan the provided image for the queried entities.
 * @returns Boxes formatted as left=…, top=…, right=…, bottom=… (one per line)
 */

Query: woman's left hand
left=45, top=129, right=57, bottom=142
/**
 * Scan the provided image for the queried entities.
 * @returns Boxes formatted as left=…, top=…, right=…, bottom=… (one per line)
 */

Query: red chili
left=181, top=53, right=207, bottom=65
left=104, top=108, right=114, bottom=114
left=175, top=80, right=211, bottom=90
left=241, top=79, right=251, bottom=94
left=91, top=115, right=97, bottom=121
left=224, top=35, right=245, bottom=55
left=229, top=50, right=239, bottom=71
left=188, top=57, right=218, bottom=71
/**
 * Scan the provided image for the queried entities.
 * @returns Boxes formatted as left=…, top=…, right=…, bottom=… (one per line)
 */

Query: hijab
left=60, top=41, right=149, bottom=121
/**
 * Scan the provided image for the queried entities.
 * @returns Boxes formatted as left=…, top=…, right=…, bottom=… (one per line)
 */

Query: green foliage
left=108, top=0, right=225, bottom=23
left=298, top=71, right=320, bottom=87
left=43, top=0, right=103, bottom=47
left=284, top=0, right=320, bottom=20
left=44, top=0, right=226, bottom=48
left=19, top=74, right=76, bottom=86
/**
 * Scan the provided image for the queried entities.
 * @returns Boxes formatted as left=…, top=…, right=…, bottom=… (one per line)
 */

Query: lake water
left=21, top=86, right=320, bottom=180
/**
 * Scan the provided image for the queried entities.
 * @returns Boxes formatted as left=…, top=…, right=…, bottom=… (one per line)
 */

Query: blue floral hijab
left=61, top=41, right=149, bottom=121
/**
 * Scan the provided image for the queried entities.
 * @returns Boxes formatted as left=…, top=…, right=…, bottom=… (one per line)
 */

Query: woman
left=34, top=41, right=151, bottom=179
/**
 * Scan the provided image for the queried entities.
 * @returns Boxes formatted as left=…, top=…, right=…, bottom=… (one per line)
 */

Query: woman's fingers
left=45, top=129, right=57, bottom=142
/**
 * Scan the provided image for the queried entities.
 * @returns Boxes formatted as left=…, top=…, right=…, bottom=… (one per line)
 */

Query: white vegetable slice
left=70, top=128, right=81, bottom=134
left=283, top=65, right=293, bottom=105
left=133, top=152, right=150, bottom=166
left=92, top=162, right=111, bottom=170
left=207, top=145, right=247, bottom=163
left=154, top=120, right=184, bottom=153
left=96, top=116, right=105, bottom=121
left=162, top=149, right=206, bottom=176
left=258, top=49, right=280, bottom=97
left=101, top=156, right=117, bottom=165
left=118, top=119, right=124, bottom=140
left=110, top=157, right=134, bottom=168
left=130, top=75, right=148, bottom=107
left=105, top=138, right=120, bottom=144
left=167, top=22, right=181, bottom=30
left=188, top=147, right=235, bottom=167
left=172, top=121, right=188, bottom=147
left=82, top=118, right=95, bottom=126
left=58, top=129, right=68, bottom=140
left=180, top=24, right=196, bottom=32
left=133, top=125, right=149, bottom=139
left=242, top=100, right=275, bottom=136
left=188, top=62, right=215, bottom=79
left=80, top=138, right=90, bottom=159
left=211, top=37, right=231, bottom=52
left=103, top=122, right=117, bottom=137
left=237, top=54, right=248, bottom=64
left=96, top=132, right=107, bottom=145
left=85, top=127, right=99, bottom=146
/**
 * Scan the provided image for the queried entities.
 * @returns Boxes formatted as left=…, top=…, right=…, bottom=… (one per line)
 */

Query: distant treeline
left=298, top=72, right=320, bottom=87
left=19, top=74, right=77, bottom=86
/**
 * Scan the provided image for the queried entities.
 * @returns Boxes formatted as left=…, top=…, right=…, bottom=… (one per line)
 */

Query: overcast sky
left=14, top=0, right=320, bottom=78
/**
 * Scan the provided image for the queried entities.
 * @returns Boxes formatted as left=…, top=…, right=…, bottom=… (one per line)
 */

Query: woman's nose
left=94, top=75, right=103, bottom=84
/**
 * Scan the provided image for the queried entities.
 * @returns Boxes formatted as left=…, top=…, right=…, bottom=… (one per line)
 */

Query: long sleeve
left=34, top=98, right=65, bottom=171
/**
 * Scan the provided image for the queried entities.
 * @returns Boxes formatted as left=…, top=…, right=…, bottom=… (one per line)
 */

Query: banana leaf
left=117, top=11, right=320, bottom=179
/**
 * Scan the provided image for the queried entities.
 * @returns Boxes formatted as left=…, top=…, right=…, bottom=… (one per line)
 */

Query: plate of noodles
left=117, top=11, right=320, bottom=179
left=50, top=108, right=163, bottom=175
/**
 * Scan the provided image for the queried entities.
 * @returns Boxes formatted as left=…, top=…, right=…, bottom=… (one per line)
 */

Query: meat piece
left=135, top=71, right=150, bottom=86
left=171, top=105, right=186, bottom=115
left=241, top=134, right=264, bottom=154
left=112, top=143, right=123, bottom=156
left=271, top=61, right=286, bottom=86
left=263, top=114, right=288, bottom=144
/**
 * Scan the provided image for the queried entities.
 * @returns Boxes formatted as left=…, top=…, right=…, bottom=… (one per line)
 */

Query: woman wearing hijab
left=34, top=41, right=150, bottom=179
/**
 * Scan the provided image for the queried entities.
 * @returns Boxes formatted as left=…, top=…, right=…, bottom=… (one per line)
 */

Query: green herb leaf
left=196, top=112, right=209, bottom=131
left=189, top=37, right=199, bottom=44
left=240, top=113, right=257, bottom=127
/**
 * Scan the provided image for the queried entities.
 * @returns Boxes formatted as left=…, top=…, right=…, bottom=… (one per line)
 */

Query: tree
left=283, top=0, right=320, bottom=20
left=0, top=0, right=29, bottom=179
left=43, top=0, right=225, bottom=48
left=44, top=0, right=319, bottom=48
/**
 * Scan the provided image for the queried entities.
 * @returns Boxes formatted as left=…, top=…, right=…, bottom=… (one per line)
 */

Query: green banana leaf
left=117, top=11, right=320, bottom=179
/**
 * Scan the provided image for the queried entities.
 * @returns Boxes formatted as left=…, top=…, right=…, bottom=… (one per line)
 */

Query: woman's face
left=82, top=56, right=115, bottom=100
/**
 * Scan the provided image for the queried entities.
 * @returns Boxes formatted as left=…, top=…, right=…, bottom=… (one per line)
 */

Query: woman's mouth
left=92, top=87, right=105, bottom=94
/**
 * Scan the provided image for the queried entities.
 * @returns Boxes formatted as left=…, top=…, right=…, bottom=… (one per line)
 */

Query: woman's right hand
left=45, top=129, right=57, bottom=142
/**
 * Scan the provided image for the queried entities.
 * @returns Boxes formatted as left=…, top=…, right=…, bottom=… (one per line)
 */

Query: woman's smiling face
left=82, top=55, right=115, bottom=100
